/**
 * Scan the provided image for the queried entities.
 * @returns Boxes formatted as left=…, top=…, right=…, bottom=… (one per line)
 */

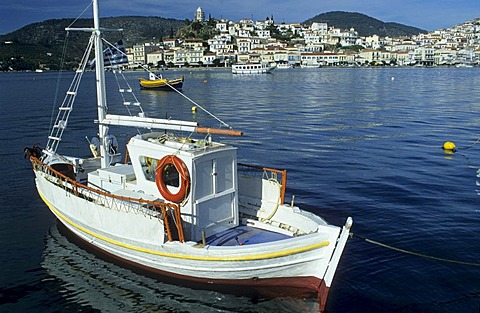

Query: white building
left=146, top=50, right=163, bottom=66
left=311, top=22, right=328, bottom=33
left=195, top=7, right=205, bottom=22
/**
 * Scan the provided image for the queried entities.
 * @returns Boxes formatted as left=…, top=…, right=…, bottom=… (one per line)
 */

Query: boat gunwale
left=32, top=155, right=335, bottom=262
left=29, top=155, right=166, bottom=209
left=38, top=185, right=331, bottom=262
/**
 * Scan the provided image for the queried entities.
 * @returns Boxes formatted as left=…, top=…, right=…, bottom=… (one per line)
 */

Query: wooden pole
left=196, top=127, right=243, bottom=137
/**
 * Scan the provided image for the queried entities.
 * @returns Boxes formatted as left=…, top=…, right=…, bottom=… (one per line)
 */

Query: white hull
left=232, top=63, right=276, bottom=74
left=301, top=64, right=321, bottom=68
left=35, top=171, right=345, bottom=281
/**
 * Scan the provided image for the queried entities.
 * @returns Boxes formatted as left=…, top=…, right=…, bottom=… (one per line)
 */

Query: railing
left=29, top=156, right=184, bottom=243
left=238, top=163, right=287, bottom=205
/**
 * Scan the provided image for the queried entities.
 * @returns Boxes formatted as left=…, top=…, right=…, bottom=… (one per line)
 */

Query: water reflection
left=42, top=225, right=319, bottom=313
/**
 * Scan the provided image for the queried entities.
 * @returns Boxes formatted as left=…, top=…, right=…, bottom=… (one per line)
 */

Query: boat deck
left=205, top=225, right=291, bottom=246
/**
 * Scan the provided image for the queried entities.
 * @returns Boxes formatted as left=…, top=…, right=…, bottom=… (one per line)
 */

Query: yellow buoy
left=203, top=79, right=208, bottom=83
left=191, top=106, right=197, bottom=113
left=443, top=141, right=456, bottom=153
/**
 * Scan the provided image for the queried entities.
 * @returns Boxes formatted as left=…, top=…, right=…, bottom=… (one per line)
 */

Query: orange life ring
left=155, top=155, right=190, bottom=203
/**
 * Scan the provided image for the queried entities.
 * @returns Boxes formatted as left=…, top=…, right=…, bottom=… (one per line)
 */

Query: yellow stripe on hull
left=37, top=186, right=330, bottom=262
left=139, top=76, right=184, bottom=89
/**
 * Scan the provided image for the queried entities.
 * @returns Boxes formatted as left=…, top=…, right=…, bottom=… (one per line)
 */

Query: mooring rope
left=460, top=136, right=480, bottom=150
left=350, top=233, right=480, bottom=267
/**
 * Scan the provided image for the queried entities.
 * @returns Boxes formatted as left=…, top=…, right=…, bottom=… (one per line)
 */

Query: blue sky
left=1, top=0, right=479, bottom=35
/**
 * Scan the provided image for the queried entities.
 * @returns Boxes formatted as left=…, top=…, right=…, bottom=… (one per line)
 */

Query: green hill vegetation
left=0, top=16, right=184, bottom=71
left=304, top=11, right=427, bottom=37
left=177, top=18, right=219, bottom=40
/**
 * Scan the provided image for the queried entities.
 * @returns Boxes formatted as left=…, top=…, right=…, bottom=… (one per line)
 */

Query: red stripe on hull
left=56, top=221, right=330, bottom=312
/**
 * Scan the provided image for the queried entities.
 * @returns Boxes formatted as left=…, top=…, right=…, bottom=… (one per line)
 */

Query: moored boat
left=300, top=61, right=321, bottom=68
left=232, top=62, right=276, bottom=74
left=276, top=62, right=293, bottom=69
left=139, top=72, right=184, bottom=90
left=24, top=1, right=352, bottom=312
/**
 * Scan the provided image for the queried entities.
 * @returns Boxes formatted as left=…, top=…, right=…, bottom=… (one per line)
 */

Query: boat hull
left=232, top=63, right=276, bottom=74
left=139, top=76, right=184, bottom=90
left=56, top=220, right=327, bottom=302
left=34, top=169, right=348, bottom=312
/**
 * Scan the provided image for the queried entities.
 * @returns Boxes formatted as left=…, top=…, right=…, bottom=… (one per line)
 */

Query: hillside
left=0, top=16, right=184, bottom=70
left=0, top=13, right=430, bottom=71
left=304, top=11, right=427, bottom=37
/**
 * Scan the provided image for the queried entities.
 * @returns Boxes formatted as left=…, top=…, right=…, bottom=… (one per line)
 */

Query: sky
left=0, top=0, right=479, bottom=35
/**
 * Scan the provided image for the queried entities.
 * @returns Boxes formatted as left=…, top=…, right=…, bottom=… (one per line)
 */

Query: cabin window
left=140, top=155, right=180, bottom=188
left=140, top=156, right=158, bottom=182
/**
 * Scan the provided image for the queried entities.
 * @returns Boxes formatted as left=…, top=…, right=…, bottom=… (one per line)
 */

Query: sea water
left=1, top=67, right=479, bottom=312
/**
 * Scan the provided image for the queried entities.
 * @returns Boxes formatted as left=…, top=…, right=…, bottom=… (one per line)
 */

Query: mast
left=92, top=0, right=110, bottom=168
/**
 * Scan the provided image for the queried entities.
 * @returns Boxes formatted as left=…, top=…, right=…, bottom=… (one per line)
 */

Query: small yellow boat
left=139, top=73, right=184, bottom=91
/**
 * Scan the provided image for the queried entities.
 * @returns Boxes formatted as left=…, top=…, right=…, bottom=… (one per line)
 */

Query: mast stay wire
left=102, top=38, right=233, bottom=131
left=49, top=1, right=94, bottom=138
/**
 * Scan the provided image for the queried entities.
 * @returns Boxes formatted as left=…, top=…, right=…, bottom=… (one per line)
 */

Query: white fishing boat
left=276, top=62, right=293, bottom=69
left=24, top=1, right=352, bottom=312
left=300, top=61, right=321, bottom=68
left=232, top=61, right=276, bottom=74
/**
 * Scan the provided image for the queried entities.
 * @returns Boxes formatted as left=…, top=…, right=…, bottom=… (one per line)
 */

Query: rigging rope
left=350, top=233, right=480, bottom=266
left=165, top=82, right=232, bottom=130
left=48, top=31, right=71, bottom=140
left=101, top=38, right=234, bottom=131
left=48, top=1, right=92, bottom=143
left=102, top=39, right=146, bottom=136
left=459, top=136, right=480, bottom=150
left=66, top=2, right=92, bottom=29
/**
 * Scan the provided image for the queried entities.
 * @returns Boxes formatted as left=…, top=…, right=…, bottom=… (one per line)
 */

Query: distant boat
left=232, top=62, right=276, bottom=74
left=276, top=62, right=293, bottom=69
left=24, top=1, right=352, bottom=312
left=35, top=69, right=44, bottom=73
left=455, top=63, right=473, bottom=68
left=300, top=62, right=321, bottom=68
left=139, top=72, right=184, bottom=90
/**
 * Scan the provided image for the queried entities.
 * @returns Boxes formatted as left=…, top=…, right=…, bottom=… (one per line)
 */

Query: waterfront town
left=127, top=7, right=480, bottom=68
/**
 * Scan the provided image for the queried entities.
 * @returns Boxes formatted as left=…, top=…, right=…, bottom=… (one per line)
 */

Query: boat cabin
left=87, top=132, right=239, bottom=242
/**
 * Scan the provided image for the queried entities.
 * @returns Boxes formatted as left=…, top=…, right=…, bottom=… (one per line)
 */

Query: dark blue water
left=1, top=68, right=480, bottom=312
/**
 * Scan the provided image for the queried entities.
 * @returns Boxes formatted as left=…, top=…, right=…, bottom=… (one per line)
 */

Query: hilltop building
left=195, top=7, right=205, bottom=22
